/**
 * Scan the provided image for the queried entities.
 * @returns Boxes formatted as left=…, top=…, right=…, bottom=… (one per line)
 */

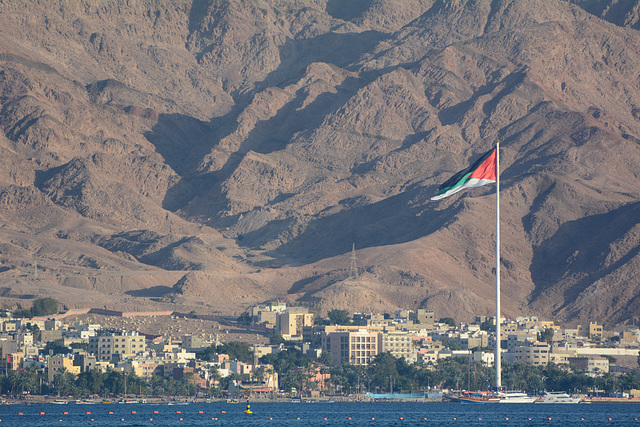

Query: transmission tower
left=349, top=243, right=359, bottom=280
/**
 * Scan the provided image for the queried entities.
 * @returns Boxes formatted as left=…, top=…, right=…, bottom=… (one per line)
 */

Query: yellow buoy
left=245, top=403, right=252, bottom=414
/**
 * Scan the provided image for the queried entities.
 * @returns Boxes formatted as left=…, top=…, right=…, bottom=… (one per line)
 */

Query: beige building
left=118, top=358, right=164, bottom=377
left=588, top=323, right=604, bottom=340
left=88, top=330, right=146, bottom=361
left=569, top=356, right=609, bottom=373
left=48, top=354, right=81, bottom=383
left=513, top=342, right=550, bottom=366
left=381, top=330, right=416, bottom=363
left=277, top=309, right=314, bottom=340
left=4, top=352, right=24, bottom=372
left=322, top=329, right=380, bottom=366
left=549, top=347, right=576, bottom=365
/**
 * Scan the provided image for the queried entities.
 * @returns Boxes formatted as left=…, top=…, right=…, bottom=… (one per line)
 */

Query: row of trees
left=4, top=346, right=640, bottom=397
left=260, top=349, right=640, bottom=395
left=10, top=297, right=59, bottom=318
left=1, top=367, right=200, bottom=397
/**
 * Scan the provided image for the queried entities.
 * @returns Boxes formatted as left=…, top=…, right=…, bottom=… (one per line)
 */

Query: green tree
left=41, top=341, right=72, bottom=356
left=53, top=368, right=76, bottom=396
left=538, top=328, right=554, bottom=345
left=216, top=341, right=253, bottom=363
left=327, top=309, right=351, bottom=325
left=318, top=350, right=332, bottom=366
left=236, top=312, right=252, bottom=324
left=14, top=309, right=32, bottom=318
left=31, top=298, right=59, bottom=316
left=76, top=369, right=104, bottom=395
left=269, top=333, right=286, bottom=345
left=438, top=317, right=456, bottom=328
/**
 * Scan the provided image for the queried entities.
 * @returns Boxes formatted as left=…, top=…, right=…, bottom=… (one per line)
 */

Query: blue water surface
left=0, top=401, right=638, bottom=426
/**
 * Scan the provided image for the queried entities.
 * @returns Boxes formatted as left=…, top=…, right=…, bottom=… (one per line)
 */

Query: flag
left=431, top=147, right=497, bottom=201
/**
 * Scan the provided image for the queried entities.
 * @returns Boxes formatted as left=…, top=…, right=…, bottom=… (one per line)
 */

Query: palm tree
left=54, top=368, right=75, bottom=396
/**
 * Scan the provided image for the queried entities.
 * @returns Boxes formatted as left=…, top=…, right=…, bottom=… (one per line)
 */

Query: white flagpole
left=495, top=141, right=501, bottom=389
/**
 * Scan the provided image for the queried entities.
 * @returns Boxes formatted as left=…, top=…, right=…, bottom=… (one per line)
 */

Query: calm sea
left=0, top=401, right=638, bottom=426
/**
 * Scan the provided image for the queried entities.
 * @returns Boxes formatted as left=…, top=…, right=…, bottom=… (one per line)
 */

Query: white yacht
left=536, top=391, right=582, bottom=404
left=496, top=391, right=537, bottom=403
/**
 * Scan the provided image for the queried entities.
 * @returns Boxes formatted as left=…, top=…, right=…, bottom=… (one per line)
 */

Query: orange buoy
left=149, top=419, right=153, bottom=421
left=548, top=418, right=552, bottom=421
left=505, top=418, right=509, bottom=421
left=453, top=417, right=457, bottom=420
left=63, top=412, right=68, bottom=415
left=608, top=418, right=612, bottom=421
left=86, top=412, right=91, bottom=415
left=131, top=411, right=136, bottom=414
left=176, top=411, right=181, bottom=414
left=478, top=418, right=482, bottom=421
left=199, top=410, right=204, bottom=414
left=18, top=413, right=23, bottom=416
left=221, top=411, right=226, bottom=414
left=268, top=418, right=272, bottom=420
left=39, top=412, right=45, bottom=415
left=580, top=418, right=584, bottom=421
left=108, top=411, right=114, bottom=415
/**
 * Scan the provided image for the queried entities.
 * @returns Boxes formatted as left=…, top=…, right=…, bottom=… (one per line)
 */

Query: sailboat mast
left=495, top=142, right=501, bottom=389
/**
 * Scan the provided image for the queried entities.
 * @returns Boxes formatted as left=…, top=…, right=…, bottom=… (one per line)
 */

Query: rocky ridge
left=0, top=0, right=639, bottom=326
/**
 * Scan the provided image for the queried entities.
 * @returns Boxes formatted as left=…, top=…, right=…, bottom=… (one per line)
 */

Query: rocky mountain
left=0, top=0, right=639, bottom=326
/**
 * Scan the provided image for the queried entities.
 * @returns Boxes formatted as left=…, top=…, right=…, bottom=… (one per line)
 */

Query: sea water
left=0, top=401, right=637, bottom=426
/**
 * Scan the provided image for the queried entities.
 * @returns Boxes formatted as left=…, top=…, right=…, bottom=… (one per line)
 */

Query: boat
left=226, top=398, right=240, bottom=404
left=446, top=391, right=499, bottom=403
left=51, top=400, right=68, bottom=404
left=536, top=391, right=582, bottom=404
left=497, top=391, right=537, bottom=403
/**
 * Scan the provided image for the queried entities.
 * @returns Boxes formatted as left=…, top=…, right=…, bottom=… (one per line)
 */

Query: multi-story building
left=568, top=356, right=609, bottom=373
left=506, top=332, right=537, bottom=351
left=588, top=323, right=604, bottom=340
left=88, top=329, right=146, bottom=361
left=73, top=351, right=99, bottom=373
left=380, top=330, right=416, bottom=363
left=276, top=309, right=314, bottom=340
left=182, top=334, right=205, bottom=349
left=413, top=310, right=435, bottom=329
left=322, top=329, right=380, bottom=366
left=512, top=342, right=550, bottom=366
left=353, top=313, right=389, bottom=327
left=251, top=302, right=287, bottom=325
left=48, top=354, right=81, bottom=383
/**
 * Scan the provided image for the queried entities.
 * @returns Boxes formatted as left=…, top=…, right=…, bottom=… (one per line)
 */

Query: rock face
left=0, top=0, right=639, bottom=325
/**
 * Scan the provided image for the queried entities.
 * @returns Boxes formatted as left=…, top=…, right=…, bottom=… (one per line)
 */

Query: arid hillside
left=0, top=0, right=639, bottom=327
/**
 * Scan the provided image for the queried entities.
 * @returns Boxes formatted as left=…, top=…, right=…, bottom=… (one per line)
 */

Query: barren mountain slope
left=0, top=0, right=639, bottom=325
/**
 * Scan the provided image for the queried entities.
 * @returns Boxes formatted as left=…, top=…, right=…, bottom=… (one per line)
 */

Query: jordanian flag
left=431, top=147, right=497, bottom=201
